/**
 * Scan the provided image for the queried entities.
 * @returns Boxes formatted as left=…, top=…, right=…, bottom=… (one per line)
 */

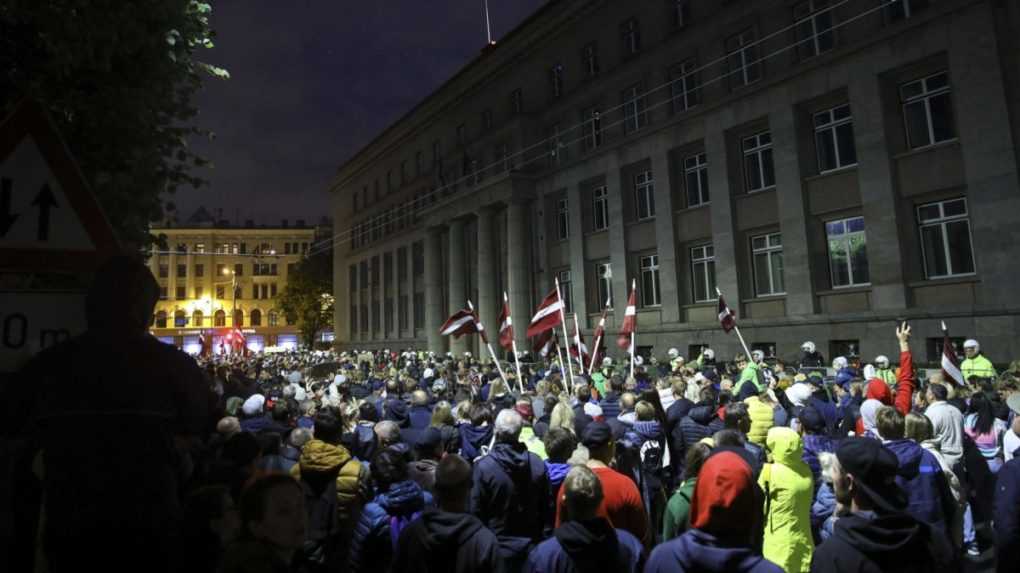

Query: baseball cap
left=581, top=421, right=613, bottom=449
left=835, top=438, right=908, bottom=514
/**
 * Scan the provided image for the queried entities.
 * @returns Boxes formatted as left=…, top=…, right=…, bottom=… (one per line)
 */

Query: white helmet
left=833, top=356, right=848, bottom=369
left=668, top=348, right=679, bottom=358
left=702, top=348, right=715, bottom=361
left=874, top=355, right=889, bottom=368
left=602, top=357, right=613, bottom=367
left=801, top=341, right=816, bottom=354
left=963, top=339, right=979, bottom=351
left=751, top=349, right=765, bottom=363
left=634, top=355, right=644, bottom=366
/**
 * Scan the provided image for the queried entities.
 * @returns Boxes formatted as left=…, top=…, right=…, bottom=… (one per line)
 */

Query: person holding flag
left=498, top=292, right=524, bottom=390
left=587, top=300, right=611, bottom=395
left=617, top=279, right=637, bottom=381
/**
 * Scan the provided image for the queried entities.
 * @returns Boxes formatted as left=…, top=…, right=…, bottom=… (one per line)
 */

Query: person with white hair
left=960, top=339, right=996, bottom=382
left=470, top=409, right=549, bottom=564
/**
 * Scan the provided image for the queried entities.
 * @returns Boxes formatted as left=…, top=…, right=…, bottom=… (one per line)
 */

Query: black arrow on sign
left=0, top=178, right=18, bottom=237
left=31, top=183, right=57, bottom=241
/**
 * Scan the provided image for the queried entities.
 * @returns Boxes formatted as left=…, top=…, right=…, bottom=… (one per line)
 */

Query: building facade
left=331, top=0, right=1020, bottom=367
left=148, top=219, right=316, bottom=353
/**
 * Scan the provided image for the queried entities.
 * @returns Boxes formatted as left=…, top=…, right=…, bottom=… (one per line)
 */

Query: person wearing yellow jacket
left=759, top=427, right=814, bottom=573
left=961, top=339, right=997, bottom=382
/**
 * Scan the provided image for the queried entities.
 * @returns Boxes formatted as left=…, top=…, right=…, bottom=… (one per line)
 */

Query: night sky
left=173, top=0, right=547, bottom=226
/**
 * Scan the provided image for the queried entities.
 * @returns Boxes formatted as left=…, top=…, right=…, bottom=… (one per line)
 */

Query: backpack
left=388, top=511, right=423, bottom=550
left=300, top=477, right=340, bottom=572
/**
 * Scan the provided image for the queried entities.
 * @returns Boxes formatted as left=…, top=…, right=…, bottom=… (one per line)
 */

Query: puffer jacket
left=802, top=434, right=839, bottom=492
left=349, top=479, right=434, bottom=573
left=471, top=442, right=549, bottom=542
left=744, top=396, right=775, bottom=447
left=884, top=439, right=954, bottom=536
left=290, top=439, right=369, bottom=525
left=674, top=404, right=724, bottom=465
left=760, top=427, right=814, bottom=573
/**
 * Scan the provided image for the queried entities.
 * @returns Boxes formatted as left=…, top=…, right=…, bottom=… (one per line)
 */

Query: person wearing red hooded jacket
left=855, top=323, right=915, bottom=436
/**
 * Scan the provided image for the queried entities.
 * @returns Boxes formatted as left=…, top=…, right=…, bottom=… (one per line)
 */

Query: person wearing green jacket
left=662, top=441, right=713, bottom=540
left=760, top=427, right=814, bottom=573
left=873, top=355, right=897, bottom=389
left=961, top=339, right=997, bottom=382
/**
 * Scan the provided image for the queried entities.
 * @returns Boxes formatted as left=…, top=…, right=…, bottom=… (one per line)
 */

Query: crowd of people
left=7, top=256, right=1020, bottom=573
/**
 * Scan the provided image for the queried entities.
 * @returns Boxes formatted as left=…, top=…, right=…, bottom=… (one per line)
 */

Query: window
left=192, top=310, right=203, bottom=327
left=622, top=84, right=646, bottom=133
left=550, top=64, right=564, bottom=99
left=173, top=310, right=186, bottom=327
left=743, top=131, right=775, bottom=192
left=284, top=243, right=292, bottom=255
left=549, top=123, right=567, bottom=165
left=194, top=286, right=204, bottom=299
left=510, top=89, right=523, bottom=114
left=373, top=179, right=380, bottom=201
left=251, top=309, right=262, bottom=326
left=239, top=242, right=246, bottom=254
left=234, top=263, right=243, bottom=276
left=582, top=107, right=602, bottom=152
left=176, top=263, right=187, bottom=278
left=726, top=28, right=761, bottom=88
left=634, top=170, right=655, bottom=220
left=582, top=42, right=599, bottom=77
left=386, top=169, right=393, bottom=192
left=592, top=186, right=609, bottom=232
left=159, top=286, right=168, bottom=300
left=176, top=286, right=186, bottom=300
left=216, top=263, right=226, bottom=276
left=670, top=59, right=701, bottom=113
left=432, top=140, right=441, bottom=168
left=216, top=285, right=225, bottom=299
left=814, top=104, right=857, bottom=172
left=482, top=109, right=493, bottom=130
left=829, top=340, right=859, bottom=362
left=558, top=269, right=573, bottom=313
left=252, top=285, right=259, bottom=299
left=917, top=198, right=975, bottom=278
left=372, top=301, right=381, bottom=332
left=671, top=0, right=691, bottom=29
left=751, top=233, right=785, bottom=296
left=596, top=262, right=613, bottom=307
left=270, top=284, right=277, bottom=299
left=901, top=71, right=955, bottom=149
left=640, top=255, right=661, bottom=306
left=269, top=310, right=279, bottom=327
left=690, top=244, right=717, bottom=303
left=212, top=310, right=225, bottom=327
left=926, top=336, right=963, bottom=365
left=826, top=217, right=870, bottom=287
left=158, top=264, right=168, bottom=278
left=553, top=197, right=570, bottom=240
left=498, top=143, right=511, bottom=173
left=413, top=293, right=425, bottom=329
left=621, top=18, right=640, bottom=56
left=684, top=153, right=710, bottom=207
left=887, top=0, right=928, bottom=21
left=795, top=0, right=834, bottom=60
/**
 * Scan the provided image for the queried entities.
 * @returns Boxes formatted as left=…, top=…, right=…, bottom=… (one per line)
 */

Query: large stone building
left=148, top=208, right=317, bottom=353
left=331, top=0, right=1020, bottom=368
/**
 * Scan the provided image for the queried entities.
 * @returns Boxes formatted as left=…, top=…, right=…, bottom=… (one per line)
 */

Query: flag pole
left=468, top=300, right=509, bottom=388
left=554, top=337, right=567, bottom=382
left=716, top=287, right=752, bottom=360
left=588, top=298, right=609, bottom=375
left=629, top=279, right=636, bottom=382
left=554, top=276, right=576, bottom=387
left=572, top=312, right=585, bottom=375
left=505, top=292, right=524, bottom=393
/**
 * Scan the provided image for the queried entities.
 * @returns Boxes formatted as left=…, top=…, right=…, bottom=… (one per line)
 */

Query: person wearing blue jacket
left=526, top=465, right=644, bottom=573
left=994, top=446, right=1020, bottom=573
left=349, top=447, right=434, bottom=573
left=458, top=403, right=493, bottom=461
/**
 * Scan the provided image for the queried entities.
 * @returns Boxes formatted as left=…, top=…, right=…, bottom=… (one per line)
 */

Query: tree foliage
left=278, top=251, right=334, bottom=349
left=0, top=0, right=227, bottom=248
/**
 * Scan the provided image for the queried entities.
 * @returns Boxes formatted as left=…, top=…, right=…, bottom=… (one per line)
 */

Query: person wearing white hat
left=961, top=339, right=996, bottom=382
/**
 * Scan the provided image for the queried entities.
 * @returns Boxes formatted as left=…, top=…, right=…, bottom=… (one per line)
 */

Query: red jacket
left=856, top=351, right=914, bottom=435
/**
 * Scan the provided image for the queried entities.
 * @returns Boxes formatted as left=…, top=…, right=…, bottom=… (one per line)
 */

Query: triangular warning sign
left=0, top=99, right=120, bottom=272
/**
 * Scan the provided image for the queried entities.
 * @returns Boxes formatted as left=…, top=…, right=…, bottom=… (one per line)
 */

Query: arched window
left=250, top=309, right=262, bottom=326
left=192, top=310, right=204, bottom=327
left=155, top=311, right=167, bottom=328
left=268, top=310, right=279, bottom=327
left=233, top=309, right=244, bottom=327
left=214, top=310, right=226, bottom=327
left=174, top=310, right=185, bottom=327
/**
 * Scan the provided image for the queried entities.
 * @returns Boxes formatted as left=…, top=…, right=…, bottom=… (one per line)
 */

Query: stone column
left=566, top=183, right=590, bottom=322
left=770, top=104, right=816, bottom=316
left=650, top=148, right=681, bottom=323
left=424, top=227, right=446, bottom=353
left=506, top=200, right=532, bottom=354
left=476, top=207, right=498, bottom=356
left=705, top=120, right=740, bottom=309
left=350, top=259, right=360, bottom=344
left=448, top=218, right=467, bottom=356
left=606, top=157, right=629, bottom=323
left=406, top=241, right=416, bottom=340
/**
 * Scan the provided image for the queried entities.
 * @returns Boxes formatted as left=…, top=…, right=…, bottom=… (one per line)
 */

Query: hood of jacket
left=833, top=511, right=927, bottom=557
left=298, top=439, right=351, bottom=473
left=765, top=426, right=806, bottom=468
left=554, top=518, right=622, bottom=570
left=415, top=509, right=485, bottom=551
left=865, top=379, right=893, bottom=405
left=489, top=441, right=532, bottom=475
left=376, top=479, right=428, bottom=515
left=860, top=399, right=884, bottom=434
left=631, top=420, right=664, bottom=441
left=884, top=439, right=923, bottom=480
left=668, top=528, right=771, bottom=572
left=460, top=423, right=493, bottom=448
left=546, top=461, right=571, bottom=487
left=688, top=404, right=717, bottom=426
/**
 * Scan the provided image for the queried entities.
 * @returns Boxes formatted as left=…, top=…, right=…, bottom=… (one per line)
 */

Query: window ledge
left=741, top=294, right=787, bottom=304
left=908, top=275, right=979, bottom=288
left=805, top=164, right=858, bottom=182
left=676, top=203, right=711, bottom=214
left=817, top=285, right=871, bottom=296
left=892, top=139, right=960, bottom=160
left=739, top=187, right=777, bottom=199
left=682, top=302, right=716, bottom=309
left=584, top=229, right=610, bottom=238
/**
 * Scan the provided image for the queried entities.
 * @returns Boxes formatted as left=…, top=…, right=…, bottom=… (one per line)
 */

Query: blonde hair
left=549, top=402, right=576, bottom=435
left=635, top=400, right=656, bottom=421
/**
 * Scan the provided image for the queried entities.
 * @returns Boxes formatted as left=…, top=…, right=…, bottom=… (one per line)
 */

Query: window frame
left=595, top=261, right=613, bottom=308
left=550, top=63, right=564, bottom=99
left=670, top=58, right=701, bottom=113
left=794, top=0, right=835, bottom=60
left=620, top=18, right=641, bottom=56
left=742, top=131, right=776, bottom=193
left=639, top=254, right=661, bottom=307
left=917, top=197, right=976, bottom=279
left=814, top=103, right=857, bottom=173
left=690, top=244, right=717, bottom=303
left=751, top=232, right=785, bottom=296
left=556, top=197, right=570, bottom=240
left=582, top=42, right=600, bottom=78
left=510, top=88, right=523, bottom=115
left=634, top=170, right=655, bottom=220
left=684, top=152, right=709, bottom=207
left=671, top=0, right=691, bottom=30
left=592, top=185, right=610, bottom=232
left=583, top=107, right=603, bottom=151
left=900, top=70, right=955, bottom=150
left=558, top=269, right=573, bottom=313
left=622, top=84, right=646, bottom=134
left=726, top=28, right=761, bottom=88
left=825, top=216, right=870, bottom=288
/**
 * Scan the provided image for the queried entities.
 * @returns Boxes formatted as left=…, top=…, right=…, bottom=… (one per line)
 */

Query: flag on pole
left=199, top=331, right=211, bottom=357
left=718, top=295, right=737, bottom=333
left=590, top=304, right=609, bottom=366
left=570, top=324, right=590, bottom=366
left=231, top=327, right=248, bottom=356
left=533, top=328, right=556, bottom=357
left=498, top=295, right=514, bottom=350
left=527, top=288, right=564, bottom=338
left=940, top=321, right=964, bottom=386
left=440, top=308, right=486, bottom=342
left=616, top=284, right=637, bottom=351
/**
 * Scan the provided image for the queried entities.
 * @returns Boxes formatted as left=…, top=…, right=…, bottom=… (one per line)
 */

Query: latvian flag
left=590, top=304, right=609, bottom=366
left=498, top=294, right=514, bottom=350
left=439, top=308, right=487, bottom=343
left=533, top=328, right=556, bottom=357
left=940, top=322, right=964, bottom=385
left=718, top=295, right=737, bottom=334
left=527, top=288, right=563, bottom=338
left=616, top=282, right=637, bottom=351
left=199, top=331, right=211, bottom=357
left=570, top=325, right=590, bottom=367
left=231, top=327, right=249, bottom=356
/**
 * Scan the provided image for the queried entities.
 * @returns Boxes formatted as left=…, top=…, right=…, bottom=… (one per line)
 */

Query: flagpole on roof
left=716, top=287, right=752, bottom=361
left=505, top=292, right=524, bottom=393
left=468, top=299, right=509, bottom=388
left=554, top=276, right=576, bottom=387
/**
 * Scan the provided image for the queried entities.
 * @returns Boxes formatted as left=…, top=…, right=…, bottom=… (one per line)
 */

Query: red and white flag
left=199, top=331, right=211, bottom=357
left=231, top=327, right=249, bottom=356
left=940, top=322, right=964, bottom=386
left=616, top=281, right=637, bottom=351
left=570, top=324, right=590, bottom=365
left=527, top=288, right=563, bottom=338
left=498, top=293, right=514, bottom=350
left=590, top=303, right=609, bottom=367
left=439, top=308, right=487, bottom=343
left=718, top=295, right=737, bottom=334
left=532, top=328, right=556, bottom=357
